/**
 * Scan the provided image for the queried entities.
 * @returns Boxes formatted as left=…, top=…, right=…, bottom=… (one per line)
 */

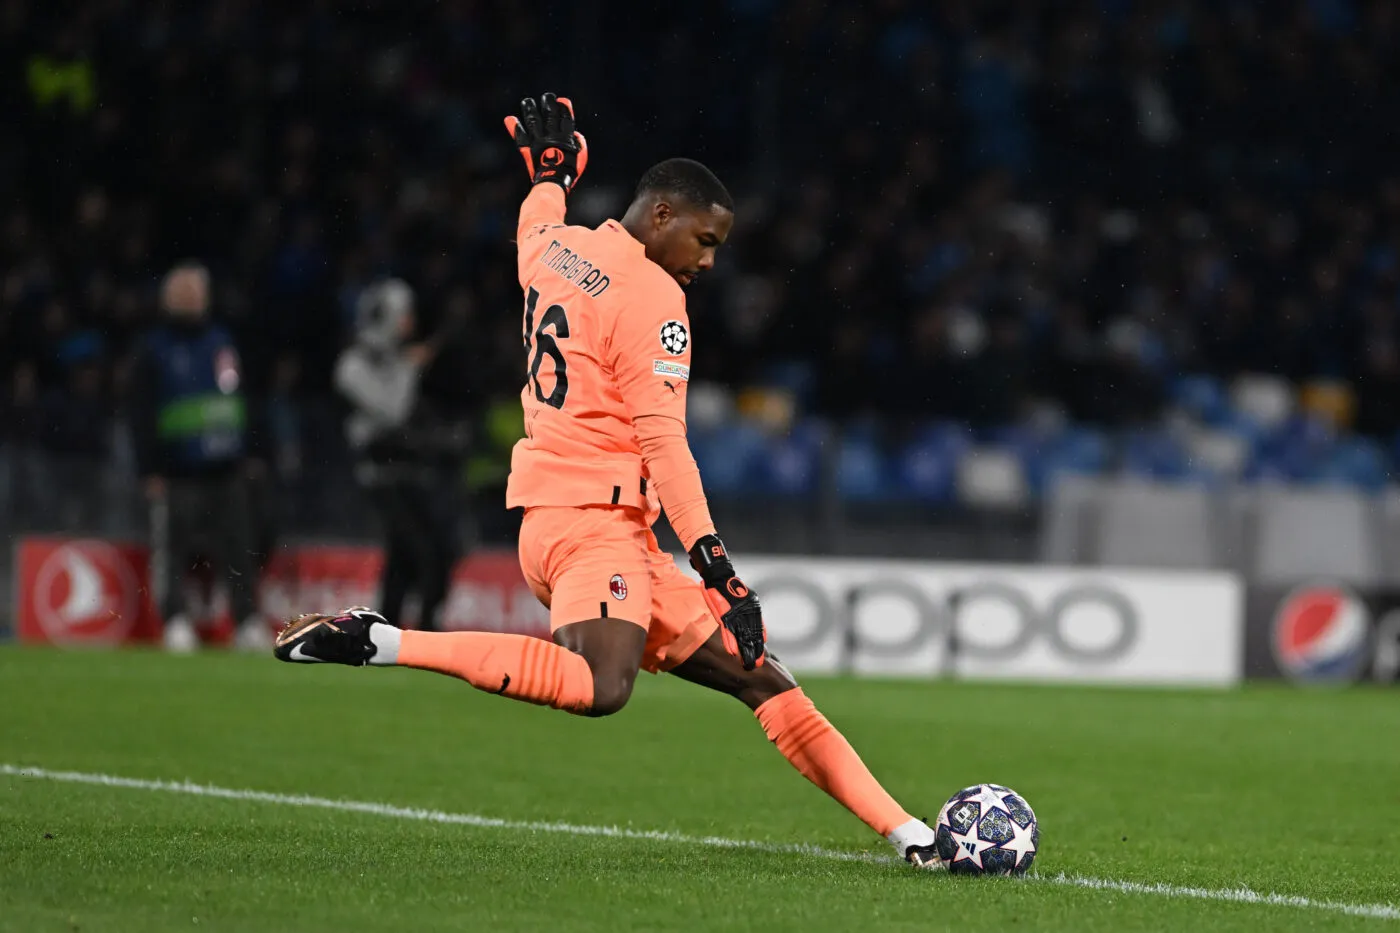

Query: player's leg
left=366, top=481, right=413, bottom=627
left=150, top=480, right=198, bottom=653
left=648, top=551, right=940, bottom=866
left=401, top=479, right=457, bottom=632
left=389, top=613, right=644, bottom=716
left=212, top=474, right=268, bottom=650
left=274, top=506, right=650, bottom=717
left=671, top=633, right=939, bottom=865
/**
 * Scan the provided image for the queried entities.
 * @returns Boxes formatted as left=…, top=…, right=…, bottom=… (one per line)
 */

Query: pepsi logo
left=609, top=574, right=628, bottom=600
left=33, top=541, right=139, bottom=644
left=1271, top=584, right=1370, bottom=683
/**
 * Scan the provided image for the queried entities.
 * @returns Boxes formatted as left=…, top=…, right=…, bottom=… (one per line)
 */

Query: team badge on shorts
left=609, top=574, right=629, bottom=600
left=659, top=320, right=689, bottom=355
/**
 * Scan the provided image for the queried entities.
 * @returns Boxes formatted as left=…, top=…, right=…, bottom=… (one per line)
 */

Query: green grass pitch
left=1, top=647, right=1398, bottom=932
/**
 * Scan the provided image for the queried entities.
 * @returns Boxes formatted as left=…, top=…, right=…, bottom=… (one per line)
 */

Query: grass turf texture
left=1, top=648, right=1397, bottom=932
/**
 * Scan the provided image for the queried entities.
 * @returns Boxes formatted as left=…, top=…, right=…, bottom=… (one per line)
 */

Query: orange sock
left=755, top=688, right=912, bottom=836
left=397, top=630, right=594, bottom=715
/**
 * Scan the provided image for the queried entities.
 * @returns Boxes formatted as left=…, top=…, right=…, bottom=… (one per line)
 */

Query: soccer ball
left=934, top=783, right=1039, bottom=876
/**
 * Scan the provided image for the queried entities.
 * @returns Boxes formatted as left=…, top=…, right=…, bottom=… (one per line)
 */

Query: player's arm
left=612, top=304, right=768, bottom=670
left=504, top=92, right=588, bottom=250
left=334, top=350, right=421, bottom=425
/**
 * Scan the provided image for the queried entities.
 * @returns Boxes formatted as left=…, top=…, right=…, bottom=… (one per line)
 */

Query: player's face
left=651, top=201, right=733, bottom=288
left=162, top=269, right=209, bottom=320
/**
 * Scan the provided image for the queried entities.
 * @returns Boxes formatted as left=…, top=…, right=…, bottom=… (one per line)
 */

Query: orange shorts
left=518, top=505, right=718, bottom=673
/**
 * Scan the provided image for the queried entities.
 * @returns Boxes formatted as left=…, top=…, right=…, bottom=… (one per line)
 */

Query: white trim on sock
left=368, top=623, right=402, bottom=666
left=887, top=817, right=936, bottom=855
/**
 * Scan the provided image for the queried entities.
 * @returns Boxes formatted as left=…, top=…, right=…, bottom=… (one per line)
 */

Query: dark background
left=3, top=0, right=1399, bottom=543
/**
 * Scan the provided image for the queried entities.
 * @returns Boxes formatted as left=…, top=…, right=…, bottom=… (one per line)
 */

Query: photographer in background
left=130, top=261, right=268, bottom=653
left=335, top=279, right=466, bottom=632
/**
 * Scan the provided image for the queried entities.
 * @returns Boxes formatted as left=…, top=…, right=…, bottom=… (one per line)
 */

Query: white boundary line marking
left=3, top=763, right=1397, bottom=922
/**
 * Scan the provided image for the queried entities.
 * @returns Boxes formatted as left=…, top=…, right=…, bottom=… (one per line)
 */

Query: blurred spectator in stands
left=129, top=262, right=267, bottom=653
left=335, top=279, right=466, bottom=632
left=5, top=0, right=1400, bottom=526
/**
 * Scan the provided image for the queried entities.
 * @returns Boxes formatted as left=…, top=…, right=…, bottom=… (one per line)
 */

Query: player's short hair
left=635, top=158, right=734, bottom=213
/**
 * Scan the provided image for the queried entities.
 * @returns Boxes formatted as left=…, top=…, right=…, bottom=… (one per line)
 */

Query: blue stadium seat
left=1241, top=417, right=1337, bottom=484
left=1171, top=374, right=1230, bottom=425
left=690, top=422, right=767, bottom=495
left=836, top=433, right=892, bottom=501
left=1120, top=429, right=1192, bottom=481
left=970, top=422, right=1113, bottom=498
left=757, top=420, right=826, bottom=498
left=894, top=422, right=970, bottom=503
left=1036, top=427, right=1110, bottom=492
left=1315, top=437, right=1388, bottom=492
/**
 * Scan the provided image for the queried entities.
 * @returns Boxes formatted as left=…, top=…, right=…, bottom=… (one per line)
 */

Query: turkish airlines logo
left=33, top=542, right=139, bottom=643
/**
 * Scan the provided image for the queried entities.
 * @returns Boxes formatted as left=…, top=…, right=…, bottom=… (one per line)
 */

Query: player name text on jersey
left=539, top=239, right=612, bottom=298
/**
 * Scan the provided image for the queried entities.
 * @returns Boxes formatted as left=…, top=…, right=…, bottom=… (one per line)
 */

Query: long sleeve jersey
left=504, top=184, right=716, bottom=549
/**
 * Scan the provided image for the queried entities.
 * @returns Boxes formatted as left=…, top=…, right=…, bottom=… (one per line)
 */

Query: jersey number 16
left=522, top=285, right=570, bottom=410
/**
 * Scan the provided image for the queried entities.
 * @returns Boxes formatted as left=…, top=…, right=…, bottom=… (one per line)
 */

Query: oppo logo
left=755, top=575, right=1139, bottom=664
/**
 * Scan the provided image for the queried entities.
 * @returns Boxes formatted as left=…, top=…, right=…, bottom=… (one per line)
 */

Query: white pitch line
left=3, top=764, right=1397, bottom=922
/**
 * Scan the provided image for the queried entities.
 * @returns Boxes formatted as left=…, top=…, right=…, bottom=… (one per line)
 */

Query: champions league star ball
left=934, top=784, right=1039, bottom=876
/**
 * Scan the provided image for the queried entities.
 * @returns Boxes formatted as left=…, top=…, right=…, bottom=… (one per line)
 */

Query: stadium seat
left=685, top=381, right=736, bottom=432
left=984, top=422, right=1052, bottom=487
left=1315, top=437, right=1388, bottom=493
left=1242, top=415, right=1338, bottom=484
left=836, top=433, right=892, bottom=501
left=736, top=386, right=797, bottom=432
left=1248, top=486, right=1381, bottom=585
left=1034, top=426, right=1110, bottom=494
left=1120, top=429, right=1193, bottom=481
left=894, top=421, right=970, bottom=503
left=691, top=422, right=767, bottom=495
left=1183, top=426, right=1250, bottom=482
left=1171, top=374, right=1230, bottom=425
left=1298, top=379, right=1356, bottom=431
left=758, top=420, right=827, bottom=498
left=955, top=447, right=1029, bottom=509
left=1230, top=374, right=1294, bottom=430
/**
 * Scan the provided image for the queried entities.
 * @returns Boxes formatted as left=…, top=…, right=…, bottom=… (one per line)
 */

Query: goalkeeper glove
left=503, top=92, right=588, bottom=192
left=689, top=534, right=768, bottom=670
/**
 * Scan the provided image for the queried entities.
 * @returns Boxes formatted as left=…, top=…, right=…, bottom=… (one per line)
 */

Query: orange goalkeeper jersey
left=505, top=184, right=708, bottom=537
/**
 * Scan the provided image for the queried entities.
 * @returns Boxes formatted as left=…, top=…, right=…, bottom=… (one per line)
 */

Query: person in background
left=130, top=261, right=268, bottom=652
left=335, top=279, right=464, bottom=632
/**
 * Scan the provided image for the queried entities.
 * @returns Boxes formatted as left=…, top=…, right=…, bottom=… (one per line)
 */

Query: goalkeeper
left=275, top=93, right=941, bottom=869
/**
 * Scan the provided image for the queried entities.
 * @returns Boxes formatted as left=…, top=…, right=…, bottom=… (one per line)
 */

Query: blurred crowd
left=3, top=0, right=1400, bottom=530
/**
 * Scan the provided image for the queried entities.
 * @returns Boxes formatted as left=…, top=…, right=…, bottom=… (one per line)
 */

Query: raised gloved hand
left=504, top=92, right=588, bottom=192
